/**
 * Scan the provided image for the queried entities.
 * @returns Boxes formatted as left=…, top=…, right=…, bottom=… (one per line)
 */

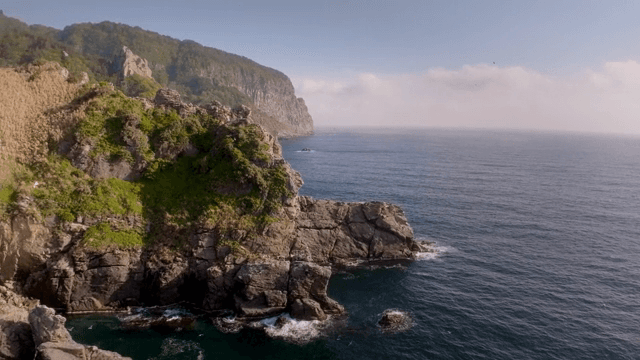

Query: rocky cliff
left=0, top=14, right=314, bottom=136
left=0, top=64, right=425, bottom=358
left=0, top=286, right=130, bottom=360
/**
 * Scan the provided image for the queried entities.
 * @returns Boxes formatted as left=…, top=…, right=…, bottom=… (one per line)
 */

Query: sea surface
left=68, top=128, right=640, bottom=359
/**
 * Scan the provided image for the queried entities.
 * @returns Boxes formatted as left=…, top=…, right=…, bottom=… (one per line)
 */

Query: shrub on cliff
left=4, top=85, right=292, bottom=249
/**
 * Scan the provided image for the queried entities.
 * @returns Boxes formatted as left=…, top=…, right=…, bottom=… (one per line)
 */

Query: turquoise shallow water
left=68, top=128, right=640, bottom=359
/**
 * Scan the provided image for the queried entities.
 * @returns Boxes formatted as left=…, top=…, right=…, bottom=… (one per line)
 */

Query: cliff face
left=181, top=62, right=314, bottom=136
left=0, top=14, right=314, bottom=136
left=0, top=65, right=422, bottom=324
left=0, top=64, right=425, bottom=359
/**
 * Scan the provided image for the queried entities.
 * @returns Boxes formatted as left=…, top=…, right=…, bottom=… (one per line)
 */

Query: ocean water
left=68, top=128, right=640, bottom=359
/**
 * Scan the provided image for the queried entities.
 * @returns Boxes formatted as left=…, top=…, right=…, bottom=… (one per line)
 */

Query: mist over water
left=68, top=128, right=640, bottom=359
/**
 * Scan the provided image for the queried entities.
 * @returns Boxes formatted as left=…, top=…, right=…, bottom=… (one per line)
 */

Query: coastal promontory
left=0, top=63, right=425, bottom=359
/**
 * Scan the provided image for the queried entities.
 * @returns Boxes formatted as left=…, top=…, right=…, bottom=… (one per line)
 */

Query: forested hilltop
left=0, top=11, right=313, bottom=136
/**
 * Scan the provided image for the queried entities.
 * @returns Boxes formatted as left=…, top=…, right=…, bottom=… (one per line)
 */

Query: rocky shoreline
left=0, top=65, right=428, bottom=359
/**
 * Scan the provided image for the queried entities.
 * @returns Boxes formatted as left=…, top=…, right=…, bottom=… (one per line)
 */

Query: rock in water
left=378, top=309, right=413, bottom=333
left=28, top=306, right=72, bottom=344
left=0, top=285, right=38, bottom=360
left=28, top=305, right=132, bottom=360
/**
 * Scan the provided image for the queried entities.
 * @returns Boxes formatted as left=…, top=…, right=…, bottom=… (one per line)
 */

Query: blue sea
left=68, top=128, right=640, bottom=359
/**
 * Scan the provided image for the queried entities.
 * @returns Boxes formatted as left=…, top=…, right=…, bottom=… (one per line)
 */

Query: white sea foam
left=414, top=239, right=455, bottom=261
left=256, top=314, right=325, bottom=344
left=163, top=308, right=188, bottom=321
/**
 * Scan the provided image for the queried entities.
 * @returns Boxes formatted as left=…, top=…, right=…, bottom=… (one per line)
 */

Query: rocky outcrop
left=29, top=305, right=131, bottom=360
left=0, top=286, right=129, bottom=360
left=0, top=284, right=39, bottom=360
left=64, top=87, right=259, bottom=180
left=0, top=87, right=422, bottom=329
left=0, top=196, right=54, bottom=283
left=111, top=46, right=153, bottom=79
left=9, top=194, right=420, bottom=321
left=378, top=309, right=413, bottom=333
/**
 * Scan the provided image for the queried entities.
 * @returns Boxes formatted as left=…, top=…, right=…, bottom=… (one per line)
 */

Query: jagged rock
left=0, top=209, right=52, bottom=283
left=112, top=46, right=153, bottom=79
left=154, top=88, right=182, bottom=108
left=232, top=105, right=251, bottom=120
left=233, top=260, right=290, bottom=317
left=28, top=305, right=131, bottom=360
left=378, top=309, right=413, bottom=333
left=203, top=101, right=232, bottom=122
left=28, top=306, right=72, bottom=344
left=0, top=285, right=38, bottom=360
left=290, top=298, right=326, bottom=321
left=291, top=197, right=416, bottom=262
left=288, top=261, right=344, bottom=317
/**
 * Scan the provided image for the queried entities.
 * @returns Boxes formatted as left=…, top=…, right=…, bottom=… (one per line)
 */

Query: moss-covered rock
left=5, top=86, right=296, bottom=249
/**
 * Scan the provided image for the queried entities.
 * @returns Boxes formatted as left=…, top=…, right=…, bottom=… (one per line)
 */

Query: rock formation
left=0, top=81, right=426, bottom=356
left=29, top=305, right=131, bottom=360
left=0, top=285, right=128, bottom=360
left=111, top=46, right=153, bottom=79
left=0, top=284, right=38, bottom=359
left=378, top=309, right=414, bottom=333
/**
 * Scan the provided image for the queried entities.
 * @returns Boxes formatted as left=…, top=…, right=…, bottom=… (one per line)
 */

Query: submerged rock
left=119, top=307, right=196, bottom=331
left=378, top=309, right=413, bottom=333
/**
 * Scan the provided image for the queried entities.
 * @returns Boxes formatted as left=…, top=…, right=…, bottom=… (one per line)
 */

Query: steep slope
left=0, top=64, right=424, bottom=326
left=0, top=13, right=313, bottom=136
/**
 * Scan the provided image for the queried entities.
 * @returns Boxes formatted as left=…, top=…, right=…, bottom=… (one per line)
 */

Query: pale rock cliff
left=29, top=305, right=131, bottom=360
left=111, top=46, right=153, bottom=79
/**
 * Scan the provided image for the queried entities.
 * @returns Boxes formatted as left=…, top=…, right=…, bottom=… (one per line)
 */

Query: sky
left=3, top=0, right=640, bottom=134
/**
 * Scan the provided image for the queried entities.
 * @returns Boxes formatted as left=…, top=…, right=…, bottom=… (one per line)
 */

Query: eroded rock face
left=290, top=197, right=416, bottom=265
left=1, top=87, right=419, bottom=324
left=0, top=285, right=38, bottom=360
left=0, top=201, right=52, bottom=283
left=233, top=260, right=290, bottom=317
left=28, top=305, right=132, bottom=360
left=113, top=46, right=153, bottom=79
left=9, top=194, right=417, bottom=322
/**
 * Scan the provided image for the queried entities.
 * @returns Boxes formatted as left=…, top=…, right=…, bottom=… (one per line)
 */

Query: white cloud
left=293, top=61, right=640, bottom=134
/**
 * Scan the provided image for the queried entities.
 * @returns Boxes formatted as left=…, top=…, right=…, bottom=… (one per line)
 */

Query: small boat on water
left=301, top=148, right=312, bottom=152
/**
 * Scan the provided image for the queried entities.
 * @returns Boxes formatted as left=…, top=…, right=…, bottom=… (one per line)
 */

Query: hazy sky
left=4, top=0, right=640, bottom=134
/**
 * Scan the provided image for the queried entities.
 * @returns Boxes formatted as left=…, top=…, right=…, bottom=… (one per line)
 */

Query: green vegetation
left=18, top=155, right=143, bottom=222
left=84, top=223, right=145, bottom=248
left=121, top=74, right=163, bottom=99
left=3, top=86, right=291, bottom=249
left=0, top=182, right=17, bottom=216
left=0, top=13, right=289, bottom=107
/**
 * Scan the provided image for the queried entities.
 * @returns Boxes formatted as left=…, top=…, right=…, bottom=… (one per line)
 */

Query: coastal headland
left=0, top=63, right=427, bottom=359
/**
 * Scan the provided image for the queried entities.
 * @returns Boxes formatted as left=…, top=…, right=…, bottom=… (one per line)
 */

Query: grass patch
left=0, top=182, right=17, bottom=216
left=21, top=155, right=143, bottom=222
left=4, top=88, right=291, bottom=249
left=84, top=223, right=145, bottom=247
